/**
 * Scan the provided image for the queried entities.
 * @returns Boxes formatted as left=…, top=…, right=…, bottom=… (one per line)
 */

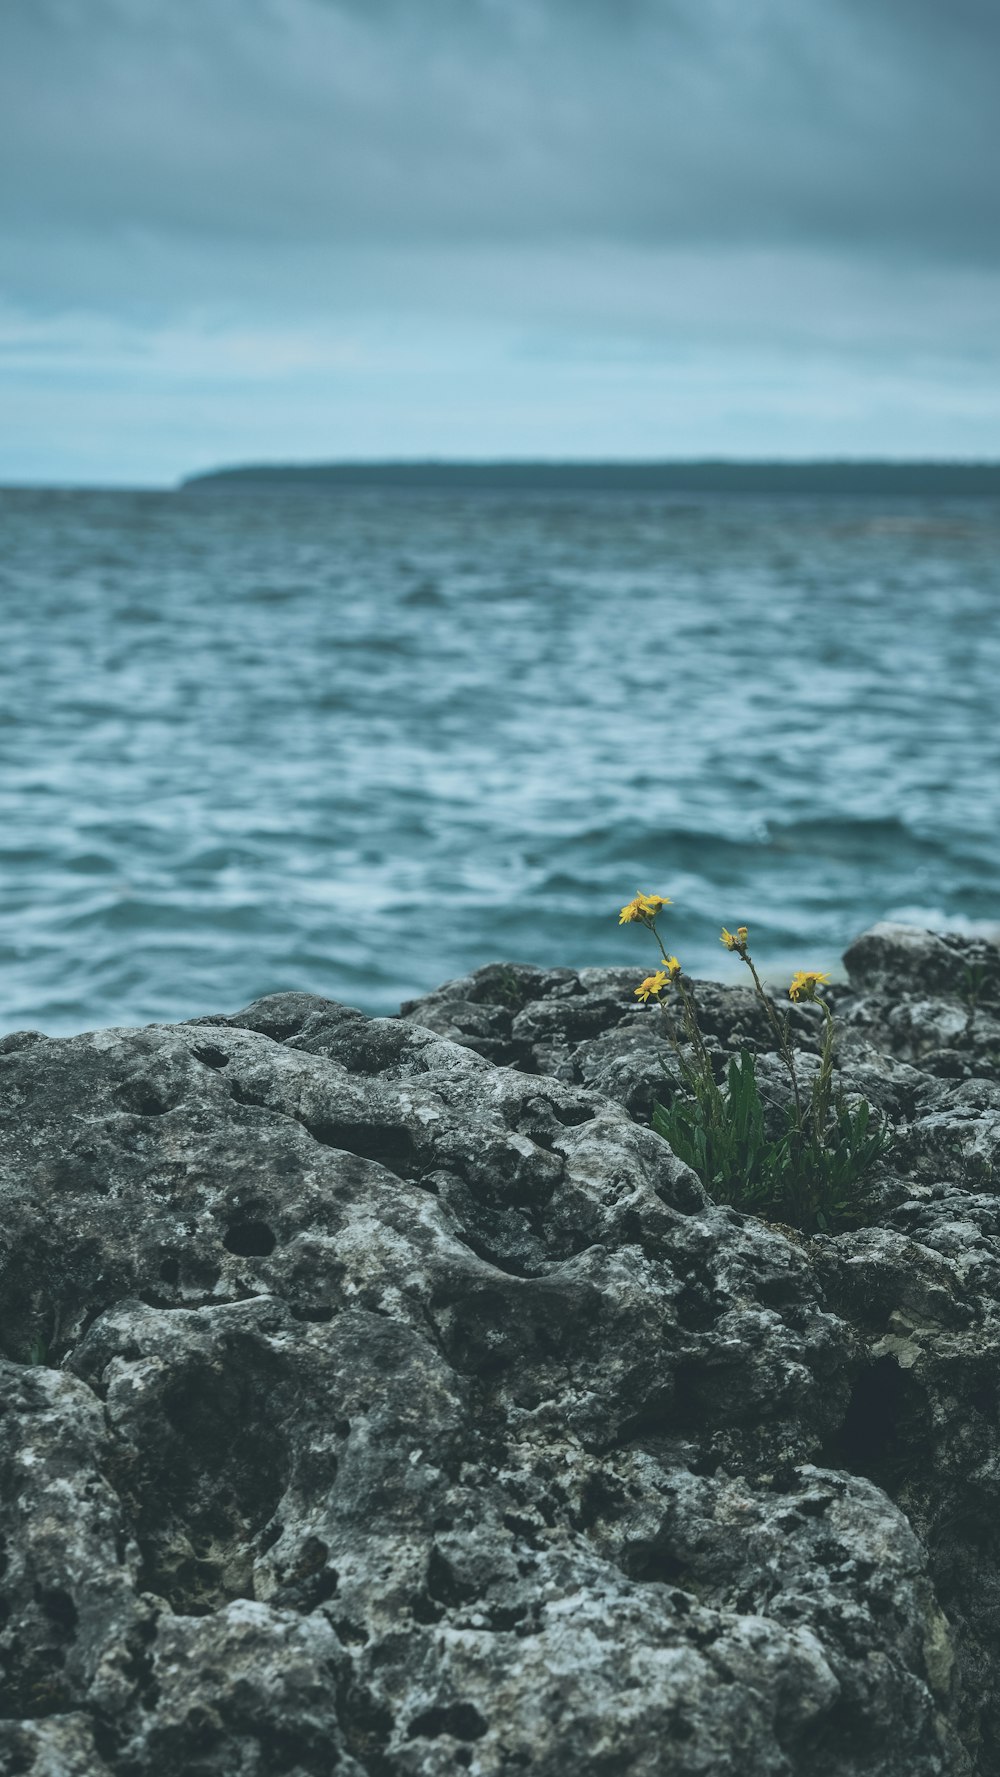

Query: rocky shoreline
left=2, top=923, right=1000, bottom=1775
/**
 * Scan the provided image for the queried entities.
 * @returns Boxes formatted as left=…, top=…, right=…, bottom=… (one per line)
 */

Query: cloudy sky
left=2, top=0, right=999, bottom=483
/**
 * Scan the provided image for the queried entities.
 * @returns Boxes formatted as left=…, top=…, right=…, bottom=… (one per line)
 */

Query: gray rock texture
left=1, top=921, right=999, bottom=1773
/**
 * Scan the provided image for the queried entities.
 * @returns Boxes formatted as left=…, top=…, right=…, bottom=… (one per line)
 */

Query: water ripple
left=1, top=484, right=999, bottom=1032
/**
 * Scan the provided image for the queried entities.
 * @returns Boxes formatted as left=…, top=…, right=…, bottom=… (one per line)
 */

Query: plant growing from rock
left=620, top=895, right=889, bottom=1231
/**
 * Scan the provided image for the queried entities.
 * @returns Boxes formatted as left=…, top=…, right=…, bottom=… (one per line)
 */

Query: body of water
left=1, top=483, right=998, bottom=1034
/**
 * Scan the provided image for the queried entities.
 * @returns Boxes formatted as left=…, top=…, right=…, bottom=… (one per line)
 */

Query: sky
left=2, top=0, right=999, bottom=484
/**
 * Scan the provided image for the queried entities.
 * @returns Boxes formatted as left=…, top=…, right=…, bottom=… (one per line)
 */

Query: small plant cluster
left=619, top=894, right=889, bottom=1232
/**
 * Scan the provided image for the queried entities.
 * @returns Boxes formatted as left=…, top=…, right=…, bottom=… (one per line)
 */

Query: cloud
left=1, top=0, right=997, bottom=476
left=2, top=0, right=998, bottom=269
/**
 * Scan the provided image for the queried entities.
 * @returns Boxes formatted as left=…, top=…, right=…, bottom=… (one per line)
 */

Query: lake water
left=1, top=483, right=998, bottom=1035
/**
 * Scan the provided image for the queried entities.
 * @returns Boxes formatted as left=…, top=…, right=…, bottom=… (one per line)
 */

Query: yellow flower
left=720, top=925, right=750, bottom=954
left=619, top=892, right=672, bottom=925
left=664, top=955, right=683, bottom=979
left=789, top=969, right=831, bottom=1003
left=635, top=969, right=670, bottom=1002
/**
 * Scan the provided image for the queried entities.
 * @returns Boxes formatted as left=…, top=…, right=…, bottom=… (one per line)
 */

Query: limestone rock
left=1, top=924, right=998, bottom=1772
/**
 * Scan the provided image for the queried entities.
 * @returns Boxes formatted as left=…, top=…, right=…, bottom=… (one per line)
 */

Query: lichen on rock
left=1, top=922, right=998, bottom=1772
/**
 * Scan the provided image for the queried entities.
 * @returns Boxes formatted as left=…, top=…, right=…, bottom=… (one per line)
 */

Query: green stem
left=741, top=952, right=804, bottom=1127
left=813, top=997, right=836, bottom=1148
left=676, top=981, right=725, bottom=1112
left=647, top=915, right=722, bottom=1113
left=649, top=924, right=671, bottom=964
left=657, top=998, right=698, bottom=1091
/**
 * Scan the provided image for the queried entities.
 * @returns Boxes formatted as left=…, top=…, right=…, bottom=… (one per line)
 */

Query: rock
left=842, top=923, right=1000, bottom=1003
left=840, top=924, right=1000, bottom=1082
left=1, top=923, right=998, bottom=1772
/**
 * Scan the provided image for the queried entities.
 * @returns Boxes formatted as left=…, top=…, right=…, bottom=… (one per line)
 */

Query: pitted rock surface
left=0, top=924, right=998, bottom=1773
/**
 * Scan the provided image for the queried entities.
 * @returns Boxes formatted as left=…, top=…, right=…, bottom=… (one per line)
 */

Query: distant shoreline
left=180, top=460, right=1000, bottom=497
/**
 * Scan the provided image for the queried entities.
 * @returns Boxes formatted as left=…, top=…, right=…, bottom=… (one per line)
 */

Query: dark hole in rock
left=796, top=1493, right=833, bottom=1518
left=765, top=1463, right=803, bottom=1493
left=827, top=1356, right=927, bottom=1483
left=621, top=1539, right=686, bottom=1586
left=223, top=1221, right=277, bottom=1257
left=668, top=1360, right=718, bottom=1433
left=670, top=1713, right=696, bottom=1743
left=426, top=1545, right=477, bottom=1609
left=550, top=1102, right=597, bottom=1127
left=617, top=1393, right=678, bottom=1447
left=503, top=1512, right=545, bottom=1550
left=513, top=1388, right=542, bottom=1410
left=191, top=1043, right=230, bottom=1070
left=407, top=1703, right=488, bottom=1742
left=689, top=1452, right=720, bottom=1477
left=452, top=1226, right=540, bottom=1280
left=675, top=1281, right=718, bottom=1332
left=485, top=1603, right=527, bottom=1632
left=135, top=1355, right=288, bottom=1614
left=411, top=1591, right=445, bottom=1624
left=290, top=1302, right=335, bottom=1323
left=158, top=1256, right=181, bottom=1284
left=307, top=1119, right=417, bottom=1174
left=293, top=1536, right=328, bottom=1576
left=774, top=1510, right=805, bottom=1533
left=38, top=1586, right=78, bottom=1635
left=753, top=1275, right=805, bottom=1312
left=116, top=1078, right=178, bottom=1117
left=570, top=1473, right=625, bottom=1533
left=91, top=1717, right=126, bottom=1763
left=275, top=1537, right=339, bottom=1609
left=336, top=1681, right=393, bottom=1772
left=466, top=1352, right=513, bottom=1384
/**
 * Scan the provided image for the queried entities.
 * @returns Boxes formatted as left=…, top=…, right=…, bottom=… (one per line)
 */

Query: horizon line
left=3, top=455, right=1000, bottom=496
left=180, top=457, right=1000, bottom=497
